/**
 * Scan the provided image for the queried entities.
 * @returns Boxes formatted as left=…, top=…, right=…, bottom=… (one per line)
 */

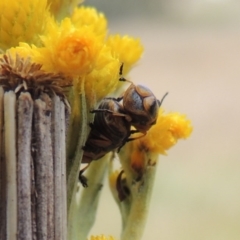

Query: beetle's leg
left=79, top=164, right=90, bottom=187
left=130, top=129, right=139, bottom=134
left=117, top=132, right=146, bottom=152
left=127, top=132, right=146, bottom=142
left=104, top=96, right=123, bottom=102
left=118, top=63, right=132, bottom=83
left=90, top=109, right=132, bottom=122
left=116, top=170, right=130, bottom=201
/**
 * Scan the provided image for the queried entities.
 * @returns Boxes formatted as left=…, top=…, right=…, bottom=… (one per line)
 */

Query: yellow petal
left=106, top=35, right=144, bottom=75
left=85, top=45, right=120, bottom=101
left=71, top=6, right=107, bottom=39
left=31, top=18, right=103, bottom=77
left=130, top=109, right=193, bottom=167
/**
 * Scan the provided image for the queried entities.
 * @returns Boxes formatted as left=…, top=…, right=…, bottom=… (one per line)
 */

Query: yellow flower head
left=0, top=0, right=50, bottom=50
left=85, top=45, right=120, bottom=101
left=89, top=235, right=116, bottom=240
left=71, top=6, right=107, bottom=39
left=4, top=43, right=35, bottom=60
left=32, top=18, right=103, bottom=77
left=106, top=35, right=144, bottom=75
left=130, top=109, right=193, bottom=171
left=48, top=0, right=84, bottom=19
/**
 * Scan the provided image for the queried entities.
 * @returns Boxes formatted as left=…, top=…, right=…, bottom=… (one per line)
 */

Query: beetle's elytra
left=79, top=98, right=135, bottom=186
left=82, top=98, right=131, bottom=164
left=79, top=64, right=167, bottom=187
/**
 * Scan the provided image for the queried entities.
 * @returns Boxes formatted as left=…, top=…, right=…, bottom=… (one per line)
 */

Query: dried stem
left=33, top=94, right=53, bottom=240
left=0, top=87, right=6, bottom=239
left=52, top=94, right=67, bottom=240
left=17, top=92, right=33, bottom=240
left=4, top=91, right=17, bottom=240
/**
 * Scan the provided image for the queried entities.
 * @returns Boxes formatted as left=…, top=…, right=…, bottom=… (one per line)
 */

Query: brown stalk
left=52, top=94, right=68, bottom=240
left=4, top=91, right=17, bottom=240
left=33, top=94, right=53, bottom=240
left=0, top=87, right=6, bottom=239
left=17, top=92, right=33, bottom=240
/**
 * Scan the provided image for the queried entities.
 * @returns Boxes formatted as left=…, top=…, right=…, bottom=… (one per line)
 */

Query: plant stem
left=4, top=91, right=17, bottom=240
left=17, top=92, right=33, bottom=240
left=120, top=152, right=159, bottom=240
left=52, top=94, right=68, bottom=240
left=0, top=87, right=5, bottom=239
left=75, top=154, right=110, bottom=240
left=34, top=94, right=53, bottom=240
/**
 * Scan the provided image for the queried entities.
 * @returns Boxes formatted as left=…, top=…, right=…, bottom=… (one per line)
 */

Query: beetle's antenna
left=157, top=92, right=168, bottom=107
left=119, top=62, right=124, bottom=75
left=119, top=63, right=127, bottom=82
left=119, top=63, right=132, bottom=83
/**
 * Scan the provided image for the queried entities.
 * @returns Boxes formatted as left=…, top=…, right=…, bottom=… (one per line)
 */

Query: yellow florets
left=4, top=43, right=35, bottom=60
left=1, top=5, right=144, bottom=103
left=85, top=45, right=120, bottom=101
left=48, top=0, right=84, bottom=19
left=31, top=18, right=103, bottom=77
left=0, top=0, right=50, bottom=50
left=89, top=235, right=116, bottom=240
left=130, top=109, right=193, bottom=168
left=71, top=6, right=107, bottom=39
left=106, top=35, right=144, bottom=75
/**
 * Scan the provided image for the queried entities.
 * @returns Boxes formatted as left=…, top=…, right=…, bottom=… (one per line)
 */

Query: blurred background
left=85, top=0, right=240, bottom=239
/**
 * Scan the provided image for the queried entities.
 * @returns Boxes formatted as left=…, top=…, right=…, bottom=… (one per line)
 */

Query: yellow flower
left=0, top=0, right=50, bottom=50
left=71, top=6, right=107, bottom=39
left=48, top=0, right=84, bottom=19
left=4, top=43, right=35, bottom=60
left=85, top=45, right=120, bottom=101
left=106, top=35, right=144, bottom=75
left=89, top=235, right=116, bottom=240
left=31, top=18, right=103, bottom=77
left=130, top=109, right=193, bottom=170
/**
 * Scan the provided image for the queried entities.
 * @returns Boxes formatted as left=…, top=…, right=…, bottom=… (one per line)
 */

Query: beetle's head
left=123, top=84, right=160, bottom=133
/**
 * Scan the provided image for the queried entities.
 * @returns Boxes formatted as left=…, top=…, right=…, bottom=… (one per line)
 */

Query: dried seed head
left=0, top=53, right=72, bottom=97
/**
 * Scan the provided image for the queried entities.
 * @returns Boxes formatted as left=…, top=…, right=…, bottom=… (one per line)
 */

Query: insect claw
left=116, top=170, right=130, bottom=201
left=79, top=174, right=88, bottom=188
left=119, top=76, right=127, bottom=82
left=79, top=163, right=91, bottom=187
left=116, top=96, right=123, bottom=102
